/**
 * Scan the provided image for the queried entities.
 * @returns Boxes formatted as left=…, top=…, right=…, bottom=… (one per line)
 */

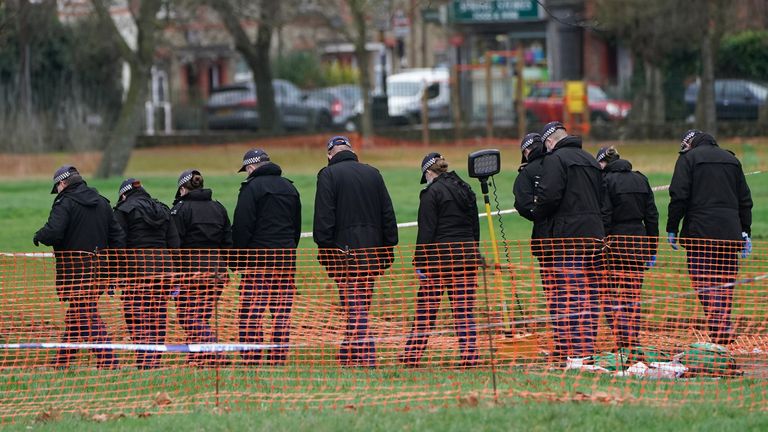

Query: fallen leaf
left=458, top=392, right=479, bottom=407
left=343, top=404, right=357, bottom=411
left=35, top=408, right=62, bottom=423
left=154, top=392, right=173, bottom=407
left=91, top=414, right=109, bottom=422
left=137, top=411, right=153, bottom=418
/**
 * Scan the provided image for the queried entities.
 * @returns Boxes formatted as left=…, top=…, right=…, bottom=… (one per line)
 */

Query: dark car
left=308, top=85, right=362, bottom=131
left=206, top=79, right=333, bottom=130
left=525, top=81, right=631, bottom=124
left=685, top=79, right=768, bottom=121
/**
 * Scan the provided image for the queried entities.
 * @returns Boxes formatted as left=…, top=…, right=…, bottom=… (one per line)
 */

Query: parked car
left=387, top=68, right=451, bottom=124
left=307, top=84, right=362, bottom=131
left=525, top=81, right=631, bottom=124
left=685, top=79, right=768, bottom=121
left=206, top=79, right=333, bottom=130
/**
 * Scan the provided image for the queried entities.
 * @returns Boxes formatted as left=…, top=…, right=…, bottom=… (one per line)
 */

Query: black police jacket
left=413, top=171, right=481, bottom=272
left=35, top=180, right=126, bottom=301
left=534, top=135, right=605, bottom=242
left=171, top=188, right=232, bottom=276
left=232, top=162, right=301, bottom=271
left=114, top=189, right=179, bottom=281
left=313, top=150, right=398, bottom=273
left=667, top=138, right=752, bottom=243
left=602, top=158, right=659, bottom=262
left=513, top=144, right=552, bottom=247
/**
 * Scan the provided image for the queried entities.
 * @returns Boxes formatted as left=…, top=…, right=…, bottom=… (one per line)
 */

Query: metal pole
left=480, top=265, right=498, bottom=402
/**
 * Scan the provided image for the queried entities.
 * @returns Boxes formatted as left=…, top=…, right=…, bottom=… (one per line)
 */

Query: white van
left=386, top=68, right=450, bottom=123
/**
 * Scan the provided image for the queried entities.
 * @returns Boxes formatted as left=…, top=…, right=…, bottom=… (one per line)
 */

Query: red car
left=524, top=82, right=631, bottom=124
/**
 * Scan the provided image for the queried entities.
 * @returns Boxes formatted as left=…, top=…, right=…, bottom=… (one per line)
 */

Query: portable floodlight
left=468, top=149, right=501, bottom=180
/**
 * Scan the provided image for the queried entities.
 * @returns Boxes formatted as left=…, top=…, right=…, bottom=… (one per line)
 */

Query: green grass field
left=1, top=139, right=767, bottom=430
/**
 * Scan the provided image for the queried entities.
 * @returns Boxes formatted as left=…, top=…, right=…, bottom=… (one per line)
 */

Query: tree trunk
left=93, top=0, right=161, bottom=178
left=96, top=62, right=150, bottom=178
left=350, top=0, right=373, bottom=146
left=649, top=63, right=665, bottom=125
left=696, top=0, right=718, bottom=133
left=212, top=0, right=281, bottom=133
left=253, top=2, right=280, bottom=133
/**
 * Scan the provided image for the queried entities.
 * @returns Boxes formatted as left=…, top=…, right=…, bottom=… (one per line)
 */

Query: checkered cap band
left=242, top=156, right=263, bottom=166
left=596, top=149, right=608, bottom=162
left=118, top=183, right=134, bottom=195
left=682, top=131, right=698, bottom=145
left=53, top=170, right=72, bottom=183
left=541, top=126, right=559, bottom=142
left=422, top=156, right=440, bottom=173
left=178, top=173, right=194, bottom=188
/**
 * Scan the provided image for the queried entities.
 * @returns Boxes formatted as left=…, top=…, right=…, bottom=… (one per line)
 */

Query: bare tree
left=208, top=0, right=281, bottom=133
left=93, top=0, right=163, bottom=178
left=693, top=0, right=734, bottom=133
left=595, top=0, right=697, bottom=130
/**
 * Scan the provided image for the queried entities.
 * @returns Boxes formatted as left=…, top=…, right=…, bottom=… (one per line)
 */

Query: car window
left=389, top=82, right=422, bottom=97
left=551, top=87, right=563, bottom=98
left=283, top=82, right=302, bottom=100
left=208, top=88, right=250, bottom=105
left=746, top=82, right=768, bottom=101
left=588, top=85, right=607, bottom=102
left=272, top=81, right=285, bottom=98
left=722, top=81, right=750, bottom=99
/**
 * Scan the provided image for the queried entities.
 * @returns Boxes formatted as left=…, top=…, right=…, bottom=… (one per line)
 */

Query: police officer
left=401, top=153, right=481, bottom=368
left=666, top=130, right=753, bottom=345
left=232, top=149, right=301, bottom=365
left=171, top=169, right=232, bottom=366
left=513, top=132, right=565, bottom=355
left=597, top=147, right=658, bottom=351
left=534, top=121, right=604, bottom=363
left=513, top=133, right=552, bottom=257
left=313, top=136, right=398, bottom=368
left=114, top=178, right=180, bottom=369
left=34, top=166, right=125, bottom=369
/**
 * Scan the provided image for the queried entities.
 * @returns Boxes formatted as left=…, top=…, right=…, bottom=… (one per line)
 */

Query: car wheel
left=591, top=112, right=610, bottom=125
left=344, top=118, right=357, bottom=132
left=315, top=112, right=333, bottom=130
left=525, top=110, right=538, bottom=126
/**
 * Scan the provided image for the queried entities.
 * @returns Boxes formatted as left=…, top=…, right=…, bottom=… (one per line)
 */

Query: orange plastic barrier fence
left=0, top=236, right=766, bottom=421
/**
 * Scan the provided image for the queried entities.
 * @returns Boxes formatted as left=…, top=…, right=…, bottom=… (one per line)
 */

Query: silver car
left=206, top=79, right=333, bottom=130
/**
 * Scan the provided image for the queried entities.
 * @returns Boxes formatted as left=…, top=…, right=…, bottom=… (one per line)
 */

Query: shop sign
left=451, top=0, right=540, bottom=23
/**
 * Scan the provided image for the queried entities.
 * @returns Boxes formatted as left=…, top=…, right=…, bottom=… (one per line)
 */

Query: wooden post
left=451, top=64, right=463, bottom=143
left=421, top=79, right=430, bottom=147
left=515, top=42, right=526, bottom=139
left=485, top=51, right=493, bottom=141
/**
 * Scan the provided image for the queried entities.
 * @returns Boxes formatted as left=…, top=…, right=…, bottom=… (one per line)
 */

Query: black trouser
left=122, top=280, right=168, bottom=369
left=238, top=272, right=296, bottom=364
left=53, top=297, right=118, bottom=369
left=401, top=271, right=478, bottom=367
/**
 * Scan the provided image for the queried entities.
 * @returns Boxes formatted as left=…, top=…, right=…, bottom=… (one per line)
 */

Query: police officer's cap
left=118, top=178, right=142, bottom=199
left=177, top=169, right=202, bottom=188
left=679, top=129, right=705, bottom=153
left=326, top=135, right=352, bottom=152
left=239, top=149, right=270, bottom=172
left=520, top=133, right=543, bottom=152
left=540, top=121, right=566, bottom=142
left=420, top=152, right=442, bottom=184
left=50, top=165, right=79, bottom=194
left=595, top=147, right=609, bottom=163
